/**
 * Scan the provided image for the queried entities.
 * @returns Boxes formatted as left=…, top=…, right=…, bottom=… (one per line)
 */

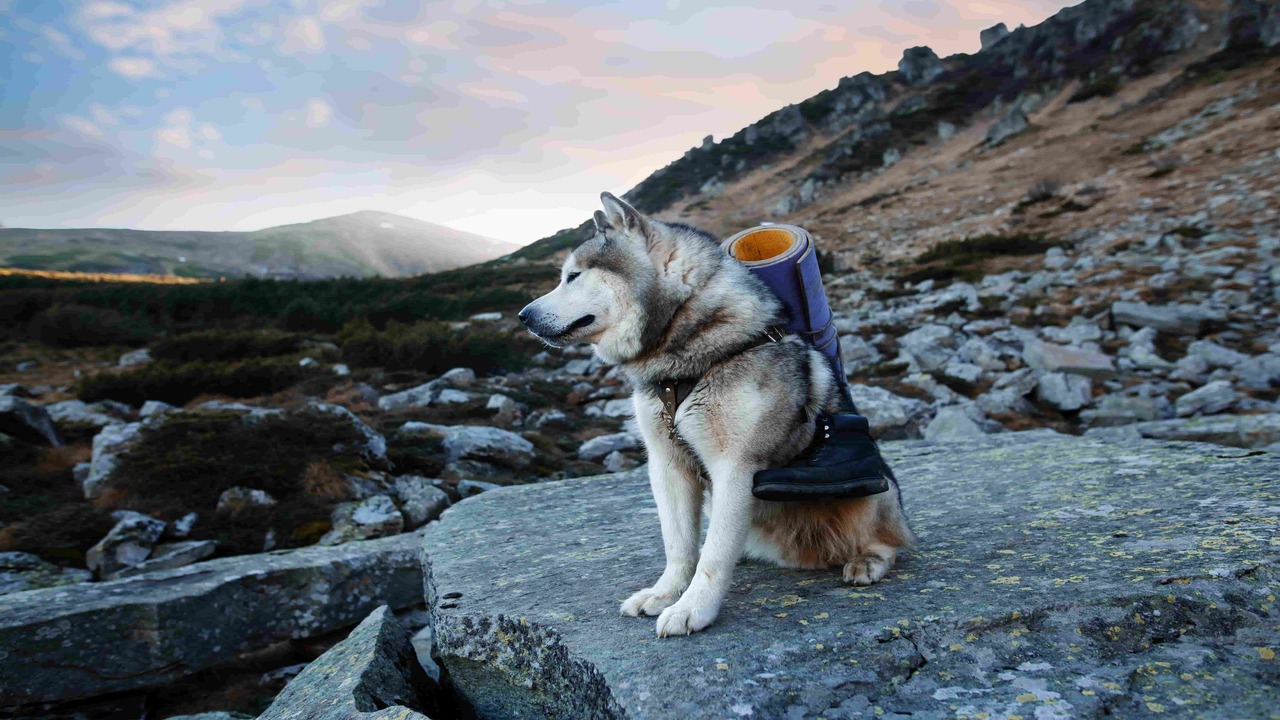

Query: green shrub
left=151, top=329, right=301, bottom=362
left=107, top=409, right=378, bottom=555
left=903, top=233, right=1062, bottom=286
left=1067, top=76, right=1122, bottom=103
left=26, top=304, right=155, bottom=347
left=338, top=319, right=526, bottom=375
left=76, top=357, right=309, bottom=406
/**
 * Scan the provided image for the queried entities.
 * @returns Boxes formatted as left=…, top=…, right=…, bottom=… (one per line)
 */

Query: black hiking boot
left=753, top=412, right=892, bottom=501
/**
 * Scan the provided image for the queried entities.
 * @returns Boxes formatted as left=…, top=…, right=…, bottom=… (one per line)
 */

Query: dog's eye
left=566, top=272, right=580, bottom=284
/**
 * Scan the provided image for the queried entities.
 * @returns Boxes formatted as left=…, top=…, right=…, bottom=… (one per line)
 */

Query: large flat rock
left=424, top=433, right=1280, bottom=720
left=0, top=532, right=425, bottom=705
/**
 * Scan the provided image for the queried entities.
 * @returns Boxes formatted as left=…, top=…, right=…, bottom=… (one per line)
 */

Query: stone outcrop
left=424, top=434, right=1279, bottom=719
left=897, top=46, right=945, bottom=85
left=0, top=395, right=60, bottom=446
left=258, top=606, right=442, bottom=720
left=0, top=531, right=425, bottom=704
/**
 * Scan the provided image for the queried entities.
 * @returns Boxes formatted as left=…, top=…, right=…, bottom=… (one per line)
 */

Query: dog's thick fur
left=521, top=193, right=913, bottom=636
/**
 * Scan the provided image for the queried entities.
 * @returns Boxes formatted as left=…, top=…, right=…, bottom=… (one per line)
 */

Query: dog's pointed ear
left=592, top=210, right=612, bottom=234
left=600, top=192, right=647, bottom=236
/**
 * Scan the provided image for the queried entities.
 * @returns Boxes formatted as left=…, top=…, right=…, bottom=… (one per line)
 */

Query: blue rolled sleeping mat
left=721, top=224, right=851, bottom=406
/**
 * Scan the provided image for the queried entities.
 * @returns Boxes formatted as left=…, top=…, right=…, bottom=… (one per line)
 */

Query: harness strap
left=652, top=327, right=783, bottom=431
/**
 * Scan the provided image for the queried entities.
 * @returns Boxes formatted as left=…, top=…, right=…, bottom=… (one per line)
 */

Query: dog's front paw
left=655, top=602, right=718, bottom=637
left=843, top=554, right=890, bottom=586
left=620, top=587, right=682, bottom=617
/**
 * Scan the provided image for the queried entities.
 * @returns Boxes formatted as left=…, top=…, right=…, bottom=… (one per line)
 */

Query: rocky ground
left=2, top=0, right=1280, bottom=717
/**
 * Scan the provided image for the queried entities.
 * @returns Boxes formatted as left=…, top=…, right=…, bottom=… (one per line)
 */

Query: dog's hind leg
left=621, top=433, right=703, bottom=618
left=655, top=459, right=754, bottom=637
left=843, top=542, right=897, bottom=586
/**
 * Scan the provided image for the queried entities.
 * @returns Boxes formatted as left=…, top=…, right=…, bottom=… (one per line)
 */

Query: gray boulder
left=139, top=400, right=177, bottom=417
left=1080, top=394, right=1166, bottom=427
left=0, top=532, right=426, bottom=704
left=1186, top=339, right=1249, bottom=369
left=118, top=348, right=152, bottom=367
left=424, top=434, right=1280, bottom=720
left=442, top=426, right=535, bottom=474
left=839, top=334, right=883, bottom=375
left=1023, top=339, right=1116, bottom=379
left=0, top=395, right=60, bottom=446
left=1224, top=0, right=1280, bottom=48
left=86, top=511, right=167, bottom=578
left=1035, top=372, right=1093, bottom=411
left=108, top=540, right=217, bottom=580
left=1111, top=301, right=1224, bottom=335
left=922, top=405, right=988, bottom=441
left=897, top=323, right=958, bottom=373
left=897, top=45, right=944, bottom=85
left=578, top=432, right=640, bottom=461
left=985, top=107, right=1028, bottom=147
left=1121, top=327, right=1172, bottom=370
left=392, top=476, right=451, bottom=529
left=1234, top=352, right=1280, bottom=390
left=320, top=495, right=405, bottom=546
left=848, top=385, right=932, bottom=439
left=1175, top=380, right=1239, bottom=417
left=257, top=606, right=441, bottom=720
left=1096, top=413, right=1280, bottom=449
left=43, top=399, right=121, bottom=429
left=0, top=552, right=91, bottom=596
left=83, top=421, right=144, bottom=498
left=980, top=22, right=1010, bottom=48
left=216, top=487, right=277, bottom=514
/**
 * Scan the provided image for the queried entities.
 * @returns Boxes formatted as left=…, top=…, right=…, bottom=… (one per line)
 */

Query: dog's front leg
left=655, top=459, right=753, bottom=637
left=620, top=432, right=702, bottom=618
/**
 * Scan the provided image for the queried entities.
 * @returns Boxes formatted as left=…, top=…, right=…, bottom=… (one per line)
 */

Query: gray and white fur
left=521, top=192, right=913, bottom=637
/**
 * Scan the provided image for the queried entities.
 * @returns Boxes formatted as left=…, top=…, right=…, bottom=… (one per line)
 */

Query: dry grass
left=0, top=267, right=205, bottom=284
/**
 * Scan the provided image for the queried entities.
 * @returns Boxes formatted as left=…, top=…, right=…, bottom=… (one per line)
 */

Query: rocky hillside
left=0, top=210, right=517, bottom=279
left=513, top=0, right=1280, bottom=264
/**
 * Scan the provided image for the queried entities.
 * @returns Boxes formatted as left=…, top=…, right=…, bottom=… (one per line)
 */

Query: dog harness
left=652, top=326, right=784, bottom=438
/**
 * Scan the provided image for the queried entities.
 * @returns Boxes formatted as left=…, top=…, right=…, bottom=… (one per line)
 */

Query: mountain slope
left=510, top=0, right=1278, bottom=265
left=0, top=210, right=517, bottom=279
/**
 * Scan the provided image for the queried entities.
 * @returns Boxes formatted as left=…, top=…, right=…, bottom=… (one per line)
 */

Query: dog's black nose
left=518, top=306, right=532, bottom=325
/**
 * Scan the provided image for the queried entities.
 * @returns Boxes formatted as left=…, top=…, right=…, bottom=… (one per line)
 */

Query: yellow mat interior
left=730, top=228, right=795, bottom=261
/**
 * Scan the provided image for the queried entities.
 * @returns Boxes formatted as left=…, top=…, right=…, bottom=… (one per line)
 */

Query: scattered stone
left=425, top=435, right=1280, bottom=719
left=332, top=363, right=351, bottom=377
left=469, top=311, right=503, bottom=322
left=1122, top=327, right=1172, bottom=370
left=898, top=323, right=958, bottom=373
left=321, top=495, right=405, bottom=546
left=985, top=107, right=1028, bottom=147
left=216, top=487, right=278, bottom=514
left=1175, top=380, right=1238, bottom=417
left=86, top=512, right=167, bottom=578
left=1224, top=0, right=1280, bottom=49
left=1234, top=352, right=1280, bottom=390
left=840, top=335, right=883, bottom=375
left=923, top=405, right=988, bottom=441
left=486, top=393, right=520, bottom=425
left=0, top=395, right=60, bottom=446
left=118, top=348, right=152, bottom=368
left=0, top=552, right=91, bottom=596
left=1100, top=412, right=1280, bottom=449
left=1186, top=339, right=1249, bottom=369
left=169, top=512, right=199, bottom=539
left=298, top=357, right=319, bottom=368
left=392, top=476, right=451, bottom=529
left=1080, top=395, right=1166, bottom=427
left=139, top=400, right=177, bottom=418
left=897, top=45, right=944, bottom=85
left=578, top=432, right=640, bottom=461
left=1111, top=301, right=1224, bottom=335
left=603, top=450, right=638, bottom=473
left=1023, top=339, right=1116, bottom=379
left=1035, top=372, right=1093, bottom=411
left=439, top=367, right=476, bottom=388
left=257, top=606, right=441, bottom=720
left=0, top=532, right=426, bottom=704
left=980, top=22, right=1009, bottom=49
left=442, top=426, right=535, bottom=477
left=108, top=540, right=217, bottom=580
left=848, top=385, right=932, bottom=439
left=43, top=399, right=119, bottom=429
left=162, top=713, right=254, bottom=720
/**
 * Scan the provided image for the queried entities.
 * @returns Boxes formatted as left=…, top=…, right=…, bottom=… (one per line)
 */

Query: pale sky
left=0, top=0, right=1076, bottom=245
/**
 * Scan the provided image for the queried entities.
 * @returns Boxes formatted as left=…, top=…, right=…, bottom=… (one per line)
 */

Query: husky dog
left=519, top=193, right=913, bottom=637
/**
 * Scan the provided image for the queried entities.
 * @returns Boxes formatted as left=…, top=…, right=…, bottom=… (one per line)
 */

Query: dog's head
left=519, top=192, right=656, bottom=362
